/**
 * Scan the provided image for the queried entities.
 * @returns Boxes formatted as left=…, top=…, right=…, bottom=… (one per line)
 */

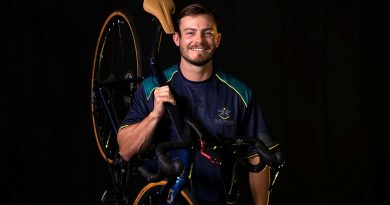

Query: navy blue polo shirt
left=121, top=64, right=272, bottom=204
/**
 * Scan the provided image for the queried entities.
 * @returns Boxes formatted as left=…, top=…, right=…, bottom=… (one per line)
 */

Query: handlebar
left=138, top=118, right=285, bottom=190
left=139, top=137, right=285, bottom=180
left=138, top=141, right=193, bottom=181
left=184, top=117, right=284, bottom=172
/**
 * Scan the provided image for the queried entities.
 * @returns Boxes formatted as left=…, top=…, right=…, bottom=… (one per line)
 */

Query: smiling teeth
left=191, top=48, right=205, bottom=51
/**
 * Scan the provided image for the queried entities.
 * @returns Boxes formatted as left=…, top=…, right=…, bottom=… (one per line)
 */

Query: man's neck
left=179, top=60, right=213, bottom=82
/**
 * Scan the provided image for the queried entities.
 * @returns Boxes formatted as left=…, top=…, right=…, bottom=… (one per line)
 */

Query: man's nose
left=193, top=32, right=204, bottom=43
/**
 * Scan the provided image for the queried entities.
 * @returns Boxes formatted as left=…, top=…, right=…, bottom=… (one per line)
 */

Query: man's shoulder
left=215, top=69, right=253, bottom=107
left=141, top=64, right=179, bottom=100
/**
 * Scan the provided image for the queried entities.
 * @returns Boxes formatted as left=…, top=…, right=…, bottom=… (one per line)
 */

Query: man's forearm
left=249, top=158, right=270, bottom=205
left=117, top=113, right=160, bottom=161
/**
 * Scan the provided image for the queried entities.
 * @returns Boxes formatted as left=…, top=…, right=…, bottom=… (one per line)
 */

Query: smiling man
left=174, top=10, right=220, bottom=70
left=118, top=3, right=279, bottom=205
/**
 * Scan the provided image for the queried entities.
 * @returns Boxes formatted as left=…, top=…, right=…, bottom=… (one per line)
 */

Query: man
left=118, top=3, right=278, bottom=205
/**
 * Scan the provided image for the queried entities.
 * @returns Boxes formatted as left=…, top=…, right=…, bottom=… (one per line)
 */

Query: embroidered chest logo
left=218, top=107, right=231, bottom=119
left=215, top=107, right=234, bottom=125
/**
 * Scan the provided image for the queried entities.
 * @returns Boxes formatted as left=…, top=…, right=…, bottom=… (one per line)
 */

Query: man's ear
left=173, top=32, right=180, bottom=46
left=215, top=33, right=221, bottom=48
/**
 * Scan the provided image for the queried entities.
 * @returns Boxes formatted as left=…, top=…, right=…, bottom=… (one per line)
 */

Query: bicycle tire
left=91, top=10, right=142, bottom=164
left=132, top=180, right=196, bottom=205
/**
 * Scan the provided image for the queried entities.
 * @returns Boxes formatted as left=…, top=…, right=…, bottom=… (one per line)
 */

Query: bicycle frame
left=138, top=142, right=194, bottom=204
left=165, top=174, right=190, bottom=204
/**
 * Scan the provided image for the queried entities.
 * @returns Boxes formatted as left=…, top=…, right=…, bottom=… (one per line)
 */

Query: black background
left=1, top=0, right=388, bottom=204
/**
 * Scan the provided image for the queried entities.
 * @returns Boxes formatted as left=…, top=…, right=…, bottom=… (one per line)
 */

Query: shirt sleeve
left=119, top=84, right=152, bottom=129
left=243, top=95, right=279, bottom=158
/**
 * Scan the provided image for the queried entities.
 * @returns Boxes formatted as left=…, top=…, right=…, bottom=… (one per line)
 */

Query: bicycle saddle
left=143, top=0, right=175, bottom=34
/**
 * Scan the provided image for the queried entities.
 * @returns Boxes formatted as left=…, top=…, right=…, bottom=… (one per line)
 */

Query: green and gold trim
left=142, top=65, right=178, bottom=100
left=215, top=69, right=252, bottom=108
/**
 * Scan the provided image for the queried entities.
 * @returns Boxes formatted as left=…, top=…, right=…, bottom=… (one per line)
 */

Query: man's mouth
left=189, top=44, right=210, bottom=51
left=190, top=47, right=207, bottom=51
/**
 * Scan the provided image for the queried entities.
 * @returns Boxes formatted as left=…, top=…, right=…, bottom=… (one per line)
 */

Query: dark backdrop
left=2, top=0, right=388, bottom=204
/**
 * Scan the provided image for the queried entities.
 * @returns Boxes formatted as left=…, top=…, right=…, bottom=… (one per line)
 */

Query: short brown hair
left=176, top=3, right=218, bottom=29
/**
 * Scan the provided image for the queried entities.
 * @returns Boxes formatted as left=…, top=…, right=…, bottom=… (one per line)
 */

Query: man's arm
left=117, top=86, right=176, bottom=161
left=117, top=113, right=160, bottom=161
left=248, top=156, right=270, bottom=205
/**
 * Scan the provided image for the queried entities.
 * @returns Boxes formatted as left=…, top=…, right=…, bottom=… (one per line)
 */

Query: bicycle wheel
left=132, top=180, right=197, bottom=205
left=91, top=10, right=142, bottom=164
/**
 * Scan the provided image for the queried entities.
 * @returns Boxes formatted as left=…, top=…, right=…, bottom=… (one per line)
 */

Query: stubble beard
left=180, top=45, right=216, bottom=67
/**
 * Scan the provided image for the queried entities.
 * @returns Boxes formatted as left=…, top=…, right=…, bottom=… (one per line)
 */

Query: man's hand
left=150, top=85, right=176, bottom=119
left=118, top=85, right=176, bottom=161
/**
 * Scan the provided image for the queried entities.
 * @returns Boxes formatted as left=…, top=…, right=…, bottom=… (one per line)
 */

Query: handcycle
left=90, top=0, right=284, bottom=204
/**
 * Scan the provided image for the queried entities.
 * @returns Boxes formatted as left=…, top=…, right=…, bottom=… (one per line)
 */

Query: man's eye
left=204, top=32, right=213, bottom=36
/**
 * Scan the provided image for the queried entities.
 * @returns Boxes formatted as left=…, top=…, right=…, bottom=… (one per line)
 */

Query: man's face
left=173, top=14, right=221, bottom=66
